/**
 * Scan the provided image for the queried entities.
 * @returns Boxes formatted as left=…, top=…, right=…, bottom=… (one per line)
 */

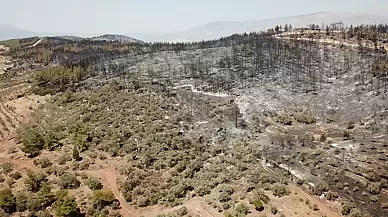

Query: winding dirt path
left=96, top=167, right=134, bottom=217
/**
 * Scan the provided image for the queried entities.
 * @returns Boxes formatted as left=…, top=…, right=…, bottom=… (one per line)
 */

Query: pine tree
left=72, top=145, right=81, bottom=161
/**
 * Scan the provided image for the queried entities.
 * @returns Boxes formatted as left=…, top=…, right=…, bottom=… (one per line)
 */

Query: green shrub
left=59, top=172, right=80, bottom=189
left=86, top=177, right=103, bottom=190
left=295, top=111, right=316, bottom=124
left=349, top=208, right=362, bottom=217
left=341, top=202, right=356, bottom=215
left=252, top=199, right=264, bottom=211
left=137, top=196, right=150, bottom=207
left=235, top=203, right=249, bottom=216
left=326, top=191, right=338, bottom=201
left=272, top=184, right=290, bottom=197
left=195, top=185, right=211, bottom=196
left=177, top=206, right=188, bottom=216
left=0, top=189, right=15, bottom=213
left=314, top=182, right=329, bottom=195
left=368, top=182, right=381, bottom=195
left=92, top=190, right=116, bottom=210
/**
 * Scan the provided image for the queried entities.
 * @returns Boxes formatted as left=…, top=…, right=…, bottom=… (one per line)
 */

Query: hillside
left=133, top=12, right=388, bottom=42
left=0, top=22, right=387, bottom=217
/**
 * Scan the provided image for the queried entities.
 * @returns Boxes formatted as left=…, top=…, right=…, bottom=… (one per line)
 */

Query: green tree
left=43, top=130, right=58, bottom=150
left=20, top=126, right=44, bottom=157
left=0, top=189, right=15, bottom=213
left=37, top=184, right=56, bottom=207
left=53, top=190, right=78, bottom=217
left=24, top=170, right=47, bottom=192
left=14, top=191, right=27, bottom=212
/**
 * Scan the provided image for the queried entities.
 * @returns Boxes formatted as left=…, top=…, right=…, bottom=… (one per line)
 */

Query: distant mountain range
left=1, top=12, right=388, bottom=42
left=132, top=12, right=388, bottom=42
left=0, top=25, right=38, bottom=40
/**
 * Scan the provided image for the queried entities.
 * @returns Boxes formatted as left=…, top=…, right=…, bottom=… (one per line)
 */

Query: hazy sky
left=1, top=0, right=387, bottom=34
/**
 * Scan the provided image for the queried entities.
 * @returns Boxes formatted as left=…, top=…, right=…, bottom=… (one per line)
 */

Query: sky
left=0, top=0, right=387, bottom=34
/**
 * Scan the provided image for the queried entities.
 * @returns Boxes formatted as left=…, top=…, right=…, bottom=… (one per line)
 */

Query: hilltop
left=133, top=11, right=388, bottom=41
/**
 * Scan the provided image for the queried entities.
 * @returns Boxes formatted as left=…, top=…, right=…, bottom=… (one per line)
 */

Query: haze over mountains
left=1, top=11, right=388, bottom=42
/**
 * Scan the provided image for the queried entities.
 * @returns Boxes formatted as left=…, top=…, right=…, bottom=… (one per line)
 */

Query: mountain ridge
left=132, top=11, right=388, bottom=42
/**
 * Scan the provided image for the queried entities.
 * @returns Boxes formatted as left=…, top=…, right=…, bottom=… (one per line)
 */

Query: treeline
left=32, top=65, right=92, bottom=95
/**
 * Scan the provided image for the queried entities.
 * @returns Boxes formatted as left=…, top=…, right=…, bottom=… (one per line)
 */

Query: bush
left=137, top=196, right=150, bottom=207
left=1, top=163, right=13, bottom=174
left=86, top=177, right=103, bottom=190
left=26, top=194, right=41, bottom=211
left=58, top=154, right=72, bottom=165
left=295, top=111, right=316, bottom=124
left=341, top=202, right=356, bottom=215
left=59, top=172, right=80, bottom=189
left=9, top=172, right=22, bottom=180
left=314, top=182, right=329, bottom=195
left=349, top=208, right=362, bottom=217
left=33, top=158, right=52, bottom=168
left=272, top=184, right=290, bottom=197
left=271, top=206, right=278, bottom=214
left=0, top=189, right=15, bottom=213
left=24, top=170, right=47, bottom=192
left=177, top=206, right=188, bottom=216
left=252, top=199, right=264, bottom=211
left=325, top=191, right=338, bottom=201
left=20, top=126, right=44, bottom=157
left=195, top=185, right=211, bottom=196
left=235, top=203, right=249, bottom=216
left=219, top=192, right=231, bottom=203
left=368, top=182, right=381, bottom=195
left=312, top=204, right=319, bottom=211
left=92, top=190, right=116, bottom=210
